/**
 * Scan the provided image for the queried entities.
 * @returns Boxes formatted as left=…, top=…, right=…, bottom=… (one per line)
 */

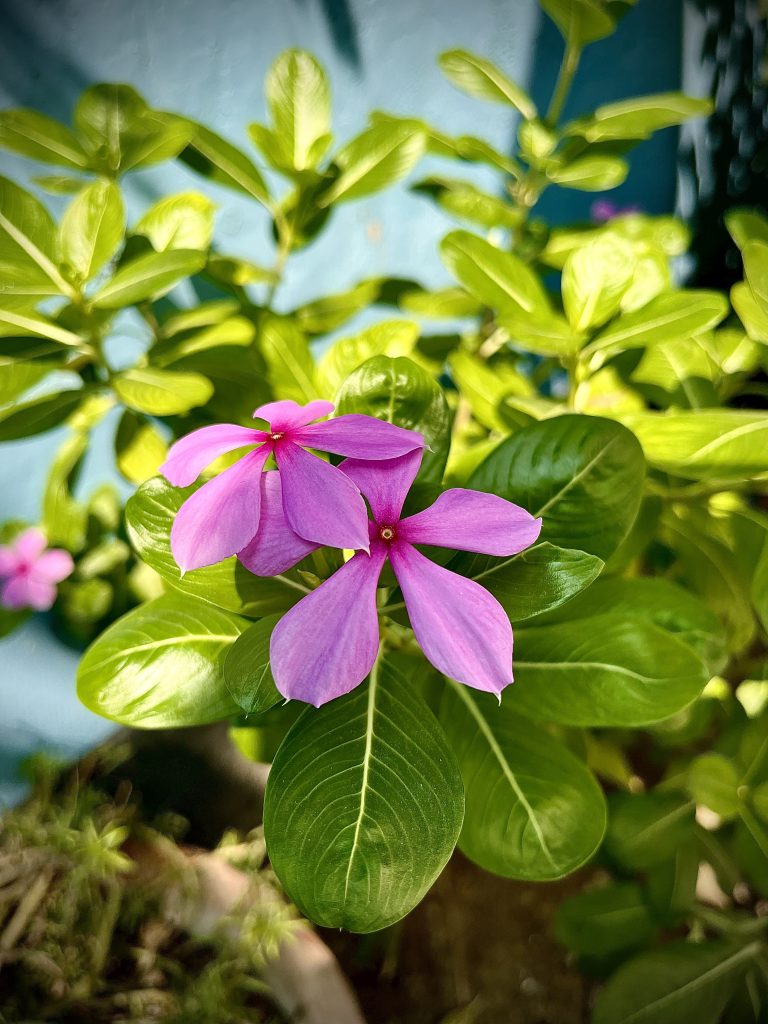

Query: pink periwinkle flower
left=261, top=448, right=542, bottom=707
left=0, top=528, right=73, bottom=611
left=160, top=400, right=424, bottom=573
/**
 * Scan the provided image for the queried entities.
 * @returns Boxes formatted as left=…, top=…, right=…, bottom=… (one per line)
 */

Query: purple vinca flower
left=0, top=528, right=73, bottom=611
left=263, top=448, right=542, bottom=707
left=591, top=200, right=642, bottom=223
left=160, top=399, right=424, bottom=573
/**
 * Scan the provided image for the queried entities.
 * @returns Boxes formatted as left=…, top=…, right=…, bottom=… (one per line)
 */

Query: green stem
left=546, top=40, right=582, bottom=127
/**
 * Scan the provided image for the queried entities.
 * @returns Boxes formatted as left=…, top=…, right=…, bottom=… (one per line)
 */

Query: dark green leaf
left=223, top=614, right=282, bottom=715
left=0, top=390, right=82, bottom=440
left=555, top=883, right=655, bottom=956
left=605, top=792, right=696, bottom=870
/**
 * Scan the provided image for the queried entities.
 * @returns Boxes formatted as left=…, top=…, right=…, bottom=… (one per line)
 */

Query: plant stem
left=546, top=40, right=582, bottom=127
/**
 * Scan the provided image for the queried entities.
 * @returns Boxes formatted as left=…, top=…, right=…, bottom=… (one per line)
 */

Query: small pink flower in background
left=160, top=399, right=424, bottom=573
left=0, top=528, right=73, bottom=611
left=264, top=448, right=542, bottom=707
left=591, top=200, right=642, bottom=223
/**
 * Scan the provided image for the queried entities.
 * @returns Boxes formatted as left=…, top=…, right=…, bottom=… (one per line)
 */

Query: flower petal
left=399, top=489, right=542, bottom=555
left=1, top=574, right=56, bottom=611
left=14, top=528, right=47, bottom=563
left=341, top=449, right=423, bottom=524
left=32, top=549, right=74, bottom=584
left=252, top=399, right=335, bottom=431
left=276, top=441, right=370, bottom=551
left=160, top=424, right=267, bottom=487
left=270, top=544, right=387, bottom=706
left=293, top=414, right=424, bottom=460
left=390, top=541, right=513, bottom=695
left=0, top=545, right=20, bottom=577
left=237, top=471, right=320, bottom=576
left=170, top=446, right=270, bottom=572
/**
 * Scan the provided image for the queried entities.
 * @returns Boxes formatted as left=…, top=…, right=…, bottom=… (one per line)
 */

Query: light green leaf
left=293, top=278, right=381, bottom=335
left=510, top=614, right=708, bottom=726
left=0, top=390, right=82, bottom=441
left=742, top=239, right=768, bottom=316
left=151, top=316, right=254, bottom=367
left=179, top=123, right=270, bottom=205
left=593, top=941, right=757, bottom=1024
left=622, top=410, right=768, bottom=480
left=113, top=367, right=213, bottom=415
left=318, top=319, right=418, bottom=398
left=134, top=191, right=216, bottom=252
left=562, top=233, right=635, bottom=332
left=725, top=208, right=768, bottom=250
left=42, top=426, right=89, bottom=550
left=259, top=316, right=318, bottom=404
left=540, top=0, right=616, bottom=45
left=398, top=285, right=481, bottom=319
left=264, top=659, right=464, bottom=932
left=470, top=414, right=645, bottom=561
left=0, top=308, right=83, bottom=347
left=0, top=109, right=89, bottom=169
left=319, top=122, right=425, bottom=206
left=115, top=409, right=168, bottom=483
left=92, top=248, right=205, bottom=308
left=439, top=682, right=605, bottom=880
left=546, top=153, right=628, bottom=190
left=77, top=592, right=246, bottom=727
left=589, top=290, right=730, bottom=356
left=58, top=180, right=124, bottom=284
left=605, top=792, right=696, bottom=870
left=687, top=754, right=742, bottom=820
left=451, top=541, right=604, bottom=624
left=438, top=50, right=537, bottom=119
left=0, top=359, right=58, bottom=404
left=448, top=349, right=533, bottom=432
left=568, top=92, right=712, bottom=142
left=126, top=475, right=304, bottom=617
left=753, top=535, right=768, bottom=635
left=223, top=615, right=282, bottom=715
left=264, top=49, right=331, bottom=172
left=414, top=176, right=521, bottom=229
left=441, top=230, right=550, bottom=316
left=500, top=309, right=584, bottom=357
left=0, top=176, right=72, bottom=296
left=732, top=280, right=768, bottom=343
left=555, top=883, right=655, bottom=956
left=336, top=355, right=451, bottom=483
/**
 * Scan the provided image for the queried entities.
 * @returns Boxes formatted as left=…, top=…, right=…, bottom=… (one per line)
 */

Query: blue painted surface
left=0, top=0, right=687, bottom=798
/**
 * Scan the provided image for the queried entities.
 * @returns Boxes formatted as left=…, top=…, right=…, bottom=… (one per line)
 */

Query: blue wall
left=0, top=0, right=687, bottom=801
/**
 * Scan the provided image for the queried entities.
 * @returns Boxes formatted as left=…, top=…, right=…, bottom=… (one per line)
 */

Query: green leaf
left=42, top=427, right=89, bottom=549
left=622, top=410, right=768, bottom=481
left=510, top=613, right=708, bottom=726
left=470, top=414, right=645, bottom=561
left=293, top=278, right=381, bottom=335
left=319, top=122, right=425, bottom=206
left=92, top=248, right=205, bottom=308
left=179, top=123, right=270, bottom=205
left=562, top=233, right=635, bottom=332
left=125, top=476, right=303, bottom=617
left=398, top=285, right=481, bottom=319
left=742, top=240, right=768, bottom=316
left=58, top=180, right=124, bottom=284
left=500, top=309, right=583, bottom=357
left=732, top=280, right=768, bottom=343
left=259, top=316, right=318, bottom=404
left=115, top=409, right=168, bottom=483
left=0, top=176, right=72, bottom=297
left=605, top=792, right=695, bottom=870
left=336, top=355, right=451, bottom=483
left=77, top=592, right=245, bottom=727
left=439, top=682, right=605, bottom=880
left=448, top=349, right=533, bottom=432
left=753, top=536, right=768, bottom=635
left=546, top=153, right=628, bottom=190
left=134, top=191, right=216, bottom=252
left=451, top=541, right=604, bottom=624
left=113, top=367, right=213, bottom=415
left=0, top=390, right=82, bottom=440
left=0, top=308, right=83, bottom=347
left=0, top=109, right=89, bottom=169
left=317, top=319, right=418, bottom=398
left=441, top=230, right=550, bottom=316
left=540, top=0, right=617, bottom=45
left=264, top=659, right=464, bottom=932
left=687, top=754, right=742, bottom=821
left=555, top=883, right=655, bottom=956
left=725, top=208, right=768, bottom=250
left=264, top=49, right=331, bottom=172
left=413, top=176, right=521, bottom=229
left=222, top=614, right=282, bottom=715
left=0, top=359, right=58, bottom=404
left=151, top=315, right=254, bottom=367
left=589, top=290, right=730, bottom=356
left=567, top=92, right=712, bottom=142
left=438, top=50, right=537, bottom=119
left=592, top=941, right=757, bottom=1024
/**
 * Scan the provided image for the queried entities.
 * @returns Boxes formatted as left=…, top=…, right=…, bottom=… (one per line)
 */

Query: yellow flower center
left=270, top=432, right=284, bottom=442
left=379, top=526, right=396, bottom=542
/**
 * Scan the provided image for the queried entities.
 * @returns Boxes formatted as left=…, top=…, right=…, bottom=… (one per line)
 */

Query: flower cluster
left=0, top=529, right=73, bottom=612
left=162, top=401, right=541, bottom=707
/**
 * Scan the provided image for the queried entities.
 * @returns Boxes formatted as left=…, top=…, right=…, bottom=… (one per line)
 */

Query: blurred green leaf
left=546, top=153, right=628, bottom=190
left=115, top=409, right=168, bottom=483
left=438, top=49, right=537, bottom=118
left=134, top=191, right=216, bottom=252
left=0, top=389, right=82, bottom=440
left=0, top=176, right=72, bottom=296
left=687, top=754, right=742, bottom=820
left=0, top=109, right=89, bottom=169
left=555, top=883, right=655, bottom=956
left=259, top=316, right=318, bottom=404
left=293, top=278, right=381, bottom=335
left=92, top=248, right=205, bottom=308
left=605, top=792, right=696, bottom=870
left=261, top=49, right=331, bottom=172
left=562, top=233, right=635, bottom=332
left=58, top=179, right=124, bottom=284
left=113, top=367, right=213, bottom=415
left=319, top=122, right=425, bottom=206
left=567, top=92, right=712, bottom=142
left=318, top=319, right=418, bottom=398
left=441, top=230, right=550, bottom=316
left=179, top=122, right=270, bottom=205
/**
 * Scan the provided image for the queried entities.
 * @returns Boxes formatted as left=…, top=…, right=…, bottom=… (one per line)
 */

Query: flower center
left=269, top=432, right=285, bottom=442
left=379, top=525, right=396, bottom=542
